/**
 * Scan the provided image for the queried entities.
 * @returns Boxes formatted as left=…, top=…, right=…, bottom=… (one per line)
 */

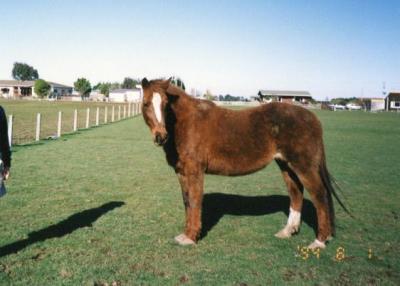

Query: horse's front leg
left=175, top=171, right=204, bottom=245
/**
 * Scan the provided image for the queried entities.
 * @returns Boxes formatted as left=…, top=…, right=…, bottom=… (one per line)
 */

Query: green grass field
left=0, top=99, right=137, bottom=145
left=0, top=108, right=399, bottom=285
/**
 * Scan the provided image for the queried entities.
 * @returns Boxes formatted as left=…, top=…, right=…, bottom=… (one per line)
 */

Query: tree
left=74, top=78, right=91, bottom=100
left=99, top=82, right=111, bottom=97
left=110, top=82, right=121, bottom=91
left=94, top=82, right=112, bottom=97
left=99, top=84, right=110, bottom=97
left=121, top=77, right=138, bottom=89
left=12, top=62, right=39, bottom=81
left=34, top=79, right=51, bottom=98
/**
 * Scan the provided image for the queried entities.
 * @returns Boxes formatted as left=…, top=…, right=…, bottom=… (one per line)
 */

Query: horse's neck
left=167, top=89, right=195, bottom=119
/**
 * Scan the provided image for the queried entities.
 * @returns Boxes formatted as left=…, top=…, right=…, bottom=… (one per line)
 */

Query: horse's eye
left=143, top=102, right=150, bottom=108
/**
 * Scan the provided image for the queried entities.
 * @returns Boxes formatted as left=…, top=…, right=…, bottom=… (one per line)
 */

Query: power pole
left=383, top=81, right=388, bottom=111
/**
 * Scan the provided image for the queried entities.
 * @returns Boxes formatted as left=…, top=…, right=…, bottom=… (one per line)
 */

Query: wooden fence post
left=73, top=109, right=78, bottom=131
left=57, top=111, right=62, bottom=138
left=35, top=113, right=41, bottom=141
left=86, top=108, right=90, bottom=128
left=123, top=105, right=126, bottom=118
left=96, top=107, right=100, bottom=126
left=112, top=105, right=115, bottom=122
left=128, top=103, right=131, bottom=117
left=104, top=106, right=108, bottom=123
left=8, top=115, right=13, bottom=146
left=118, top=106, right=121, bottom=120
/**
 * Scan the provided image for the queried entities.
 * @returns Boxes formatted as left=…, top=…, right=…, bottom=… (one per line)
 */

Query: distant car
left=346, top=103, right=362, bottom=110
left=328, top=104, right=346, bottom=110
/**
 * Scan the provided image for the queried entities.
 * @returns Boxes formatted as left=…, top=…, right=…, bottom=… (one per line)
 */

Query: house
left=258, top=90, right=313, bottom=104
left=0, top=80, right=72, bottom=99
left=362, top=98, right=385, bottom=111
left=47, top=82, right=73, bottom=98
left=89, top=90, right=106, bottom=102
left=61, top=90, right=82, bottom=101
left=386, top=92, right=400, bottom=111
left=109, top=88, right=142, bottom=103
left=0, top=80, right=36, bottom=97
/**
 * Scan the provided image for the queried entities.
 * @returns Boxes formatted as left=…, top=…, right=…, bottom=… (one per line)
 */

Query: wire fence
left=7, top=101, right=142, bottom=146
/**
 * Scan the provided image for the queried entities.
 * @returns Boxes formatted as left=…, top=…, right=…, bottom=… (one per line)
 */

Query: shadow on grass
left=0, top=201, right=125, bottom=258
left=200, top=193, right=317, bottom=239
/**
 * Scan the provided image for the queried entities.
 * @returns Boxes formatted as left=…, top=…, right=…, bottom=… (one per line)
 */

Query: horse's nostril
left=155, top=134, right=162, bottom=144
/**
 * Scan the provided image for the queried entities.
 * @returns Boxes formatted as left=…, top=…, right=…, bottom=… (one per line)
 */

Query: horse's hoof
left=274, top=228, right=291, bottom=239
left=174, top=233, right=195, bottom=246
left=307, top=239, right=326, bottom=250
left=275, top=224, right=299, bottom=239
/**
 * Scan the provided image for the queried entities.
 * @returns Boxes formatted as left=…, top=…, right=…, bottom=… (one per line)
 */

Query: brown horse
left=141, top=78, right=347, bottom=249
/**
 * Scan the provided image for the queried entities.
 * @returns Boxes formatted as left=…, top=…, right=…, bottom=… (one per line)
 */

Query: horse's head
left=141, top=77, right=171, bottom=146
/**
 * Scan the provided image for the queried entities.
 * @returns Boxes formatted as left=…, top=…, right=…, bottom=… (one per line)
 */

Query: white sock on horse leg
left=307, top=239, right=326, bottom=249
left=275, top=207, right=301, bottom=238
left=174, top=233, right=195, bottom=245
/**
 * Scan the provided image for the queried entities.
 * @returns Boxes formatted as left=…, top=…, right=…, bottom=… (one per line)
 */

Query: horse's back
left=204, top=102, right=323, bottom=175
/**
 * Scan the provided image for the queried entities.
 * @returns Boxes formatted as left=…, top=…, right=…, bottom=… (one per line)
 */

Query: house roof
left=110, top=88, right=140, bottom=94
left=387, top=92, right=400, bottom=98
left=48, top=81, right=73, bottom=89
left=258, top=90, right=311, bottom=97
left=0, top=80, right=72, bottom=89
left=0, top=80, right=35, bottom=87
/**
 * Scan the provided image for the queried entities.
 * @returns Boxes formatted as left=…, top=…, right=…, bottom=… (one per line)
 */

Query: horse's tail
left=319, top=151, right=352, bottom=236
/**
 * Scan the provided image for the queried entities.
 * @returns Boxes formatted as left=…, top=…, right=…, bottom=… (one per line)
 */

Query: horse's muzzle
left=154, top=133, right=168, bottom=146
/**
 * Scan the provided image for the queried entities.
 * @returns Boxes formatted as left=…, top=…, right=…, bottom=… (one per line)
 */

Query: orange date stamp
left=296, top=246, right=374, bottom=261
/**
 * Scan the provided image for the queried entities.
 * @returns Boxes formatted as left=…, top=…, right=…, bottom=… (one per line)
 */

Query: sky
left=0, top=0, right=399, bottom=100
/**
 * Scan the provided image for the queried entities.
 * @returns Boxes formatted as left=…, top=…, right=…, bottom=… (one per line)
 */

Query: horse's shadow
left=200, top=193, right=317, bottom=239
left=0, top=201, right=125, bottom=258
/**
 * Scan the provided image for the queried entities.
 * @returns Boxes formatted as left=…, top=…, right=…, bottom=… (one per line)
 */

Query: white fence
left=7, top=102, right=142, bottom=146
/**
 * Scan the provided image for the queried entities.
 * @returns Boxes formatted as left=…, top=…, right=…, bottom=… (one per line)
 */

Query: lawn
left=0, top=99, right=139, bottom=145
left=0, top=109, right=399, bottom=285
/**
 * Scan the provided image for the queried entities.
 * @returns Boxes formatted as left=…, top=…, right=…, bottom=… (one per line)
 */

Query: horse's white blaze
left=152, top=92, right=162, bottom=123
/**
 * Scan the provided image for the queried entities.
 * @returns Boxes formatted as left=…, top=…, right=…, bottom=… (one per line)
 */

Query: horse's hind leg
left=275, top=159, right=304, bottom=239
left=295, top=168, right=333, bottom=249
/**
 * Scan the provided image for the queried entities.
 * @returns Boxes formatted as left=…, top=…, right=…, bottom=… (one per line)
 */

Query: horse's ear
left=141, top=78, right=150, bottom=88
left=161, top=77, right=172, bottom=89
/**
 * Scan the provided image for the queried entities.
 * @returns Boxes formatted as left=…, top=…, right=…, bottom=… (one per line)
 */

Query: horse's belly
left=206, top=152, right=271, bottom=176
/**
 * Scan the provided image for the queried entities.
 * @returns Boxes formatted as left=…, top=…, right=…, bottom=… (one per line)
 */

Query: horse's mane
left=166, top=84, right=188, bottom=98
left=149, top=78, right=188, bottom=98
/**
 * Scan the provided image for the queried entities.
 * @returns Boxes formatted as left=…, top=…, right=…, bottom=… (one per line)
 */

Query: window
left=391, top=101, right=400, bottom=108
